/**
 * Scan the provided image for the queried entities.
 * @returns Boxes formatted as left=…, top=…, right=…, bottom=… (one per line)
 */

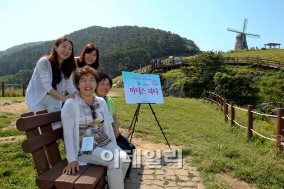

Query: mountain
left=0, top=26, right=200, bottom=84
left=0, top=41, right=45, bottom=59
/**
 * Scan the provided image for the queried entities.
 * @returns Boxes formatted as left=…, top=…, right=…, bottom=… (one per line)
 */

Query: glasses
left=80, top=79, right=96, bottom=85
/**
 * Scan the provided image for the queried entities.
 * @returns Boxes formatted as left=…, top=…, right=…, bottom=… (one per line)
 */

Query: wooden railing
left=202, top=90, right=284, bottom=155
left=1, top=82, right=26, bottom=97
left=149, top=57, right=284, bottom=73
left=223, top=57, right=284, bottom=69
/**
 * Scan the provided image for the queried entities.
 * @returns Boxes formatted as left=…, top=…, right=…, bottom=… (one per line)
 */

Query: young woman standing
left=25, top=37, right=78, bottom=129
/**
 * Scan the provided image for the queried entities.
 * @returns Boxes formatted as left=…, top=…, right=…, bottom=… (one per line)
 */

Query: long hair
left=78, top=43, right=101, bottom=69
left=48, top=37, right=76, bottom=79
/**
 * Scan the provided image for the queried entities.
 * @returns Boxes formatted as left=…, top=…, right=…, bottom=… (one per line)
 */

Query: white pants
left=28, top=94, right=62, bottom=130
left=77, top=142, right=130, bottom=189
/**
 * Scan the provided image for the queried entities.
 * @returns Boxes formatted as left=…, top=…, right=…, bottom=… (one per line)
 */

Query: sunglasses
left=89, top=105, right=97, bottom=120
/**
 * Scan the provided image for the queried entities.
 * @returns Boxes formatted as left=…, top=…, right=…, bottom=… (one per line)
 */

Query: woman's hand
left=64, top=91, right=78, bottom=101
left=115, top=131, right=120, bottom=139
left=62, top=161, right=79, bottom=175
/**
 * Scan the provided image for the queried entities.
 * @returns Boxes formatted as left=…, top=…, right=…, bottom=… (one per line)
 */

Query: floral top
left=77, top=95, right=111, bottom=155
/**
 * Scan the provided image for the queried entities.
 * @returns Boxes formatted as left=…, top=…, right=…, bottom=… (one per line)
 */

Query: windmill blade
left=243, top=18, right=248, bottom=32
left=245, top=33, right=260, bottom=39
left=246, top=35, right=260, bottom=39
left=227, top=27, right=241, bottom=33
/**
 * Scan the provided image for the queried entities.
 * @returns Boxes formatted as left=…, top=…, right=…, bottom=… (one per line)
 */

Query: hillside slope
left=0, top=26, right=199, bottom=81
left=0, top=41, right=44, bottom=59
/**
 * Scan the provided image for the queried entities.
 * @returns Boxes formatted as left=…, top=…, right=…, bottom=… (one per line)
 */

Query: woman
left=25, top=37, right=78, bottom=129
left=61, top=66, right=129, bottom=189
left=77, top=43, right=101, bottom=69
left=95, top=73, right=135, bottom=177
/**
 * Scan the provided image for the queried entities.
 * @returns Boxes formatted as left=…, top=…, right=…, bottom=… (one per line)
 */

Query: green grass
left=0, top=97, right=25, bottom=101
left=113, top=96, right=284, bottom=188
left=0, top=140, right=38, bottom=189
left=223, top=49, right=284, bottom=62
left=1, top=94, right=284, bottom=188
left=0, top=113, right=20, bottom=129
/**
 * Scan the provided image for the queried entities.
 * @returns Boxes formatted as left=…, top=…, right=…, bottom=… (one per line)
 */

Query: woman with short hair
left=62, top=66, right=129, bottom=189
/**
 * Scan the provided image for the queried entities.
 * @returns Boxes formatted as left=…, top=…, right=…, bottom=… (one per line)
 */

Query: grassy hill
left=0, top=41, right=44, bottom=59
left=0, top=26, right=200, bottom=84
left=223, top=48, right=284, bottom=62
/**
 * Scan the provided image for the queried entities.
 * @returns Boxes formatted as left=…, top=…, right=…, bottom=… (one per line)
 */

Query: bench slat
left=74, top=165, right=106, bottom=189
left=21, top=110, right=51, bottom=175
left=36, top=159, right=68, bottom=188
left=121, top=131, right=131, bottom=139
left=22, top=128, right=63, bottom=153
left=17, top=111, right=61, bottom=131
left=54, top=164, right=91, bottom=189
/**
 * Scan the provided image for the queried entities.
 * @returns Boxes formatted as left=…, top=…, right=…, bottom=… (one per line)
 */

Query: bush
left=214, top=73, right=259, bottom=106
left=261, top=47, right=266, bottom=50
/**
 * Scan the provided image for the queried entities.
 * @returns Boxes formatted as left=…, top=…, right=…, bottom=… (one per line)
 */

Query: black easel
left=128, top=103, right=172, bottom=150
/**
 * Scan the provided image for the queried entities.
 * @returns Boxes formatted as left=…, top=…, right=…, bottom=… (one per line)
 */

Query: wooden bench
left=16, top=110, right=131, bottom=189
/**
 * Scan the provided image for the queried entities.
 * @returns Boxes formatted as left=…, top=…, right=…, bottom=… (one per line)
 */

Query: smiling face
left=84, top=50, right=97, bottom=65
left=55, top=41, right=72, bottom=63
left=77, top=73, right=97, bottom=97
left=96, top=78, right=110, bottom=98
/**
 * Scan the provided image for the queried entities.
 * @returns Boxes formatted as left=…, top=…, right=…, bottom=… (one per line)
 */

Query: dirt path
left=0, top=92, right=257, bottom=188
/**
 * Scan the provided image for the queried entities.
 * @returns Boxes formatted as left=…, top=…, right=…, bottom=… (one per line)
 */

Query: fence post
left=216, top=93, right=219, bottom=109
left=277, top=108, right=284, bottom=155
left=203, top=89, right=205, bottom=100
left=231, top=101, right=235, bottom=127
left=224, top=99, right=228, bottom=122
left=220, top=95, right=223, bottom=111
left=247, top=105, right=253, bottom=139
left=210, top=91, right=212, bottom=105
left=23, top=83, right=25, bottom=97
left=237, top=57, right=238, bottom=65
left=2, top=82, right=4, bottom=97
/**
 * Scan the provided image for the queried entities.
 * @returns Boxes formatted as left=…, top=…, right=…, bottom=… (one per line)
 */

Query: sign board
left=122, top=71, right=164, bottom=104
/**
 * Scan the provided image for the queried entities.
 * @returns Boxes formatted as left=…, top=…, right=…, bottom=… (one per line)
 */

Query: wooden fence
left=1, top=82, right=26, bottom=97
left=149, top=56, right=284, bottom=73
left=202, top=89, right=284, bottom=155
left=223, top=57, right=284, bottom=69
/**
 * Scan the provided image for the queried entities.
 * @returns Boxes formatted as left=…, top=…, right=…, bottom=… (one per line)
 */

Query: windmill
left=227, top=18, right=260, bottom=50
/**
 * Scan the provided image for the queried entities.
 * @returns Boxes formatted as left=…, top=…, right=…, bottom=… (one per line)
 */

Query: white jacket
left=25, top=57, right=77, bottom=109
left=61, top=95, right=116, bottom=165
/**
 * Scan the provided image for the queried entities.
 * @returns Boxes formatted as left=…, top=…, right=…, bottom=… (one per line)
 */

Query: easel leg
left=130, top=104, right=141, bottom=142
left=129, top=104, right=140, bottom=131
left=148, top=103, right=172, bottom=150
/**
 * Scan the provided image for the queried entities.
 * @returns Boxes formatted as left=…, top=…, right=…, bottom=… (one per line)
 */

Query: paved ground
left=125, top=150, right=205, bottom=189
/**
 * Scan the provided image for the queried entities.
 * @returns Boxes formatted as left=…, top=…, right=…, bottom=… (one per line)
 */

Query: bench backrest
left=16, top=110, right=63, bottom=175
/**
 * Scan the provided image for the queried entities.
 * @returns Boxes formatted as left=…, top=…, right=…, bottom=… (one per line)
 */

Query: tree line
left=0, top=26, right=200, bottom=84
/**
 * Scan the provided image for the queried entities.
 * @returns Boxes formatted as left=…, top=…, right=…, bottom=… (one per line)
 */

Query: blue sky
left=0, top=0, right=283, bottom=52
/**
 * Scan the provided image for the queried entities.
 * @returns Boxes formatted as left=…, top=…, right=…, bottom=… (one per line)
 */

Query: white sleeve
left=37, top=57, right=53, bottom=93
left=61, top=99, right=77, bottom=163
left=66, top=72, right=77, bottom=94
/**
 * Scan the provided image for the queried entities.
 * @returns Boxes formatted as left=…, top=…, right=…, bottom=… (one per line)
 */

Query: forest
left=0, top=26, right=200, bottom=84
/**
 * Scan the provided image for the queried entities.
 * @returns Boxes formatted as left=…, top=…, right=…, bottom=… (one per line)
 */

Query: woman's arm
left=66, top=72, right=78, bottom=96
left=112, top=113, right=120, bottom=139
left=37, top=58, right=75, bottom=102
left=61, top=99, right=78, bottom=165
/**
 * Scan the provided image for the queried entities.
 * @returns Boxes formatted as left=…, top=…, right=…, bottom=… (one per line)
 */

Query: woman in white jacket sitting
left=61, top=66, right=130, bottom=189
left=25, top=37, right=78, bottom=129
